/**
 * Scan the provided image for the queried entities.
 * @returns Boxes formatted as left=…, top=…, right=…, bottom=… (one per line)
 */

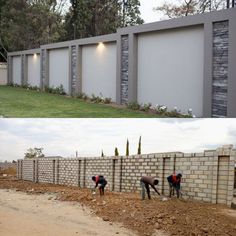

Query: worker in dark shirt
left=167, top=173, right=182, bottom=198
left=92, top=175, right=107, bottom=196
left=140, top=176, right=160, bottom=200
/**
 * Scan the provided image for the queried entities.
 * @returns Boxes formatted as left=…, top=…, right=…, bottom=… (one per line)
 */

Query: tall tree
left=137, top=136, right=141, bottom=155
left=101, top=150, right=104, bottom=157
left=0, top=0, right=65, bottom=57
left=154, top=0, right=226, bottom=19
left=64, top=0, right=143, bottom=40
left=24, top=147, right=45, bottom=159
left=126, top=139, right=129, bottom=156
left=115, top=147, right=119, bottom=156
left=121, top=0, right=144, bottom=27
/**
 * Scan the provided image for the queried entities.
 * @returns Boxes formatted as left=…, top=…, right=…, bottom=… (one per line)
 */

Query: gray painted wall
left=27, top=54, right=41, bottom=87
left=49, top=48, right=69, bottom=93
left=0, top=63, right=7, bottom=85
left=7, top=8, right=236, bottom=117
left=12, top=56, right=22, bottom=85
left=137, top=26, right=204, bottom=116
left=82, top=42, right=117, bottom=101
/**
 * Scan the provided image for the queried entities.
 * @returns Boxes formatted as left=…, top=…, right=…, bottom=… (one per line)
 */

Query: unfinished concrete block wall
left=85, top=157, right=112, bottom=190
left=57, top=159, right=79, bottom=187
left=22, top=159, right=34, bottom=182
left=37, top=159, right=54, bottom=184
left=17, top=146, right=236, bottom=206
left=121, top=154, right=159, bottom=192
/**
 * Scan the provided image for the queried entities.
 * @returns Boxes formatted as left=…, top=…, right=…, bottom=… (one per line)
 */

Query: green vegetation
left=0, top=0, right=143, bottom=61
left=137, top=136, right=141, bottom=155
left=0, top=86, right=162, bottom=118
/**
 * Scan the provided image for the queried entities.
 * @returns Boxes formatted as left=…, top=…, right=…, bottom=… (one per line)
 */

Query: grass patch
left=0, top=86, right=164, bottom=118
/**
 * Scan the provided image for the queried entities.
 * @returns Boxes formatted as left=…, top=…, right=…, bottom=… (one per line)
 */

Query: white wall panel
left=49, top=48, right=69, bottom=93
left=12, top=56, right=22, bottom=85
left=0, top=63, right=7, bottom=85
left=137, top=26, right=204, bottom=117
left=27, top=54, right=40, bottom=87
left=82, top=42, right=116, bottom=101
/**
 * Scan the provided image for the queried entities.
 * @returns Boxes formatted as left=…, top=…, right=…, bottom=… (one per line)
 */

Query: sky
left=0, top=119, right=236, bottom=162
left=140, top=0, right=167, bottom=22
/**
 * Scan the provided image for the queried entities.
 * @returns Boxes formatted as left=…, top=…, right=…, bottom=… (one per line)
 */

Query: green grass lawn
left=0, top=86, right=162, bottom=118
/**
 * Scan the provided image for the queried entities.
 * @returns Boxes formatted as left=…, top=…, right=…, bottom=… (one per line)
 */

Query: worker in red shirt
left=167, top=173, right=182, bottom=198
left=92, top=175, right=107, bottom=196
left=140, top=176, right=160, bottom=200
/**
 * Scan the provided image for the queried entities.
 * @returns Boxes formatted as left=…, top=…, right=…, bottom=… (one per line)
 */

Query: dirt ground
left=0, top=189, right=135, bottom=236
left=0, top=177, right=236, bottom=236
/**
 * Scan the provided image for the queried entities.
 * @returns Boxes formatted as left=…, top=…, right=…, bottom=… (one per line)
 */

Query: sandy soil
left=0, top=177, right=236, bottom=236
left=0, top=189, right=136, bottom=236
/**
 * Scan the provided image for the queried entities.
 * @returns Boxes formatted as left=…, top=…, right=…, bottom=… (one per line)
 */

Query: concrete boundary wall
left=0, top=63, right=7, bottom=85
left=8, top=9, right=236, bottom=117
left=17, top=146, right=236, bottom=206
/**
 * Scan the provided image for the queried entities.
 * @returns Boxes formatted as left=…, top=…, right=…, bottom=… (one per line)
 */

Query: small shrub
left=22, top=84, right=29, bottom=89
left=140, top=103, right=152, bottom=112
left=155, top=105, right=167, bottom=114
left=127, top=101, right=140, bottom=110
left=28, top=85, right=40, bottom=91
left=44, top=85, right=65, bottom=95
left=7, top=82, right=14, bottom=87
left=91, top=94, right=103, bottom=103
left=104, top=97, right=112, bottom=104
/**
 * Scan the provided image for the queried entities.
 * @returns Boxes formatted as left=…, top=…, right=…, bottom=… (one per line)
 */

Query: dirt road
left=0, top=189, right=136, bottom=236
left=0, top=177, right=236, bottom=236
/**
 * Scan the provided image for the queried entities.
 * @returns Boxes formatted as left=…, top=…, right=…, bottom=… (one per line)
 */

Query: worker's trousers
left=140, top=181, right=146, bottom=200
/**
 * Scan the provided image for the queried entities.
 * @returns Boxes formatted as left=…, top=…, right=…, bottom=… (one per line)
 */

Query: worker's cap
left=177, top=173, right=182, bottom=178
left=92, top=176, right=96, bottom=181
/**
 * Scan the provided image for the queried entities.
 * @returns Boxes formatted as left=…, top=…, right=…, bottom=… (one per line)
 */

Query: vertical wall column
left=203, top=22, right=213, bottom=117
left=34, top=160, right=38, bottom=183
left=77, top=45, right=82, bottom=94
left=40, top=48, right=49, bottom=90
left=227, top=15, right=236, bottom=117
left=228, top=150, right=236, bottom=206
left=211, top=151, right=219, bottom=204
left=22, top=54, right=28, bottom=86
left=21, top=55, right=25, bottom=85
left=7, top=56, right=12, bottom=84
left=54, top=159, right=59, bottom=185
left=120, top=35, right=129, bottom=104
left=17, top=160, right=23, bottom=179
left=212, top=145, right=235, bottom=206
left=79, top=159, right=86, bottom=188
left=118, top=33, right=137, bottom=104
left=78, top=159, right=81, bottom=187
left=212, top=21, right=229, bottom=118
left=71, top=45, right=79, bottom=95
left=128, top=33, right=138, bottom=103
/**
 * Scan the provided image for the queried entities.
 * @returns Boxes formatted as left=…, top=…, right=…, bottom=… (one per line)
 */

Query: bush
left=140, top=103, right=152, bottom=112
left=104, top=97, right=112, bottom=104
left=155, top=105, right=167, bottom=114
left=127, top=101, right=140, bottom=110
left=28, top=85, right=40, bottom=91
left=91, top=94, right=103, bottom=103
left=45, top=85, right=65, bottom=95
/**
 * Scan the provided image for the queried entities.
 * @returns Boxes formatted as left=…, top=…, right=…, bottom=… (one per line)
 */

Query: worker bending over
left=92, top=175, right=107, bottom=196
left=167, top=173, right=182, bottom=198
left=140, top=176, right=160, bottom=200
